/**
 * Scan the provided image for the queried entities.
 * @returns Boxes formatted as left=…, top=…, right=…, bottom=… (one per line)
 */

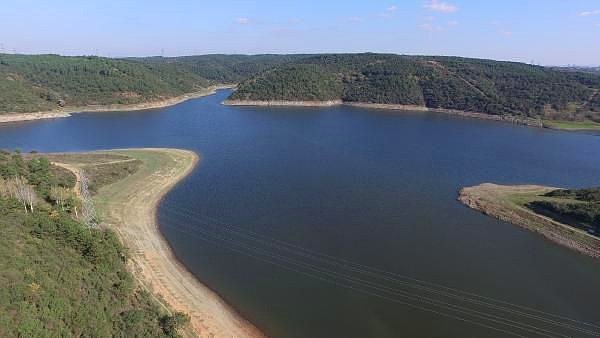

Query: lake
left=1, top=89, right=599, bottom=337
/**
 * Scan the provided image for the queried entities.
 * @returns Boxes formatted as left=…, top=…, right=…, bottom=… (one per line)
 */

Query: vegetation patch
left=231, top=54, right=600, bottom=122
left=527, top=188, right=600, bottom=235
left=0, top=151, right=188, bottom=337
left=542, top=119, right=600, bottom=131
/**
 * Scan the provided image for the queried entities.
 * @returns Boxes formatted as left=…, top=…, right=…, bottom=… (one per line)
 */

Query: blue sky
left=1, top=0, right=599, bottom=65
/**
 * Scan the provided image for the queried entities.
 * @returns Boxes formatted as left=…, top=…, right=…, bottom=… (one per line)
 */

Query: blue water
left=1, top=89, right=599, bottom=337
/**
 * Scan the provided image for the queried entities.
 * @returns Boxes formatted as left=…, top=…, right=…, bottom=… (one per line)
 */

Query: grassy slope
left=230, top=54, right=600, bottom=130
left=542, top=119, right=600, bottom=131
left=0, top=151, right=187, bottom=337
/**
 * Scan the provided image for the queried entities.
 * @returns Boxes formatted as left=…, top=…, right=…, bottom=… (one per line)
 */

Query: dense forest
left=0, top=151, right=188, bottom=337
left=0, top=53, right=309, bottom=114
left=230, top=54, right=600, bottom=122
left=3, top=52, right=600, bottom=122
left=132, top=54, right=310, bottom=84
left=528, top=188, right=600, bottom=235
left=0, top=54, right=213, bottom=113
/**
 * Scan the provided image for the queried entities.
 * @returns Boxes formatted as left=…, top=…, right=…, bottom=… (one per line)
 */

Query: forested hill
left=555, top=66, right=600, bottom=75
left=0, top=53, right=307, bottom=114
left=3, top=52, right=599, bottom=122
left=0, top=54, right=213, bottom=114
left=229, top=54, right=600, bottom=122
left=132, top=54, right=311, bottom=84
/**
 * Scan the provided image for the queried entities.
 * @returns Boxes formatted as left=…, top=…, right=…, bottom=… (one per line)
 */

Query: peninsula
left=0, top=148, right=263, bottom=337
left=48, top=149, right=264, bottom=337
left=459, top=183, right=600, bottom=259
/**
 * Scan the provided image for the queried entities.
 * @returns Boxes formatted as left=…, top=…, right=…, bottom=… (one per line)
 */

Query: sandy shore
left=223, top=99, right=544, bottom=128
left=0, top=85, right=233, bottom=124
left=224, top=99, right=343, bottom=107
left=459, top=183, right=600, bottom=259
left=54, top=148, right=264, bottom=338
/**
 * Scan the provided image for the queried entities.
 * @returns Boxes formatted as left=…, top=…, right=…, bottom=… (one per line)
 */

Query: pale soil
left=224, top=99, right=343, bottom=107
left=53, top=148, right=264, bottom=338
left=0, top=85, right=233, bottom=124
left=459, top=183, right=600, bottom=259
left=223, top=100, right=543, bottom=128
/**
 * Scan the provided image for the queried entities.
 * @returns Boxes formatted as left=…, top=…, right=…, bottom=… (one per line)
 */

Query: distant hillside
left=230, top=54, right=600, bottom=122
left=132, top=54, right=310, bottom=84
left=554, top=66, right=600, bottom=75
left=0, top=53, right=309, bottom=114
left=0, top=54, right=209, bottom=114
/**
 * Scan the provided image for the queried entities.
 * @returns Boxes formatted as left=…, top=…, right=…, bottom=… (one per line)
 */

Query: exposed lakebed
left=1, top=89, right=600, bottom=337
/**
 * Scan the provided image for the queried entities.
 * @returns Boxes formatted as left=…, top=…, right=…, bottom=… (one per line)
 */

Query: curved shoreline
left=223, top=99, right=557, bottom=129
left=0, top=85, right=233, bottom=124
left=459, top=183, right=600, bottom=259
left=55, top=148, right=264, bottom=338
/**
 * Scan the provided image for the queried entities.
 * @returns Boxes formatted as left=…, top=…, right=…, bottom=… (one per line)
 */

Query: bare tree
left=12, top=176, right=36, bottom=213
left=23, top=185, right=37, bottom=213
left=50, top=186, right=72, bottom=211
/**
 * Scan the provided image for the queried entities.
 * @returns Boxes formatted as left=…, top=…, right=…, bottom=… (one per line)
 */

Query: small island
left=459, top=183, right=600, bottom=259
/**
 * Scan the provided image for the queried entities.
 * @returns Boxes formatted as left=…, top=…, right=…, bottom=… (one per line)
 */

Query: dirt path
left=51, top=162, right=82, bottom=198
left=459, top=183, right=600, bottom=259
left=55, top=148, right=264, bottom=338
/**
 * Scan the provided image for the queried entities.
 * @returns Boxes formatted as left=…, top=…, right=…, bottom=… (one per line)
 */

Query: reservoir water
left=1, top=89, right=599, bottom=337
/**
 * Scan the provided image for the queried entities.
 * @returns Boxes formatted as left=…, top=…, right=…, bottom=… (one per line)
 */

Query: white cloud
left=579, top=9, right=600, bottom=16
left=499, top=29, right=513, bottom=37
left=447, top=20, right=459, bottom=26
left=424, top=0, right=457, bottom=13
left=387, top=5, right=398, bottom=13
left=235, top=17, right=251, bottom=25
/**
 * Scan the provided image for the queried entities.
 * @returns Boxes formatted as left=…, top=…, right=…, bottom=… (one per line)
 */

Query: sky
left=1, top=0, right=599, bottom=65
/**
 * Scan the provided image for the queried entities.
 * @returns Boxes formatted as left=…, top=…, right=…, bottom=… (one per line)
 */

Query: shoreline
left=458, top=183, right=600, bottom=259
left=0, top=85, right=233, bottom=124
left=224, top=99, right=595, bottom=130
left=54, top=148, right=264, bottom=338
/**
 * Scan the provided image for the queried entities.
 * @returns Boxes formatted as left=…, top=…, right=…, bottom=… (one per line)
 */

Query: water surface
left=1, top=90, right=599, bottom=337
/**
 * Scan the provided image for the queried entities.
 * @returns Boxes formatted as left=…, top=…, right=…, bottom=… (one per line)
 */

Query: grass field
left=543, top=119, right=600, bottom=131
left=459, top=183, right=600, bottom=259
